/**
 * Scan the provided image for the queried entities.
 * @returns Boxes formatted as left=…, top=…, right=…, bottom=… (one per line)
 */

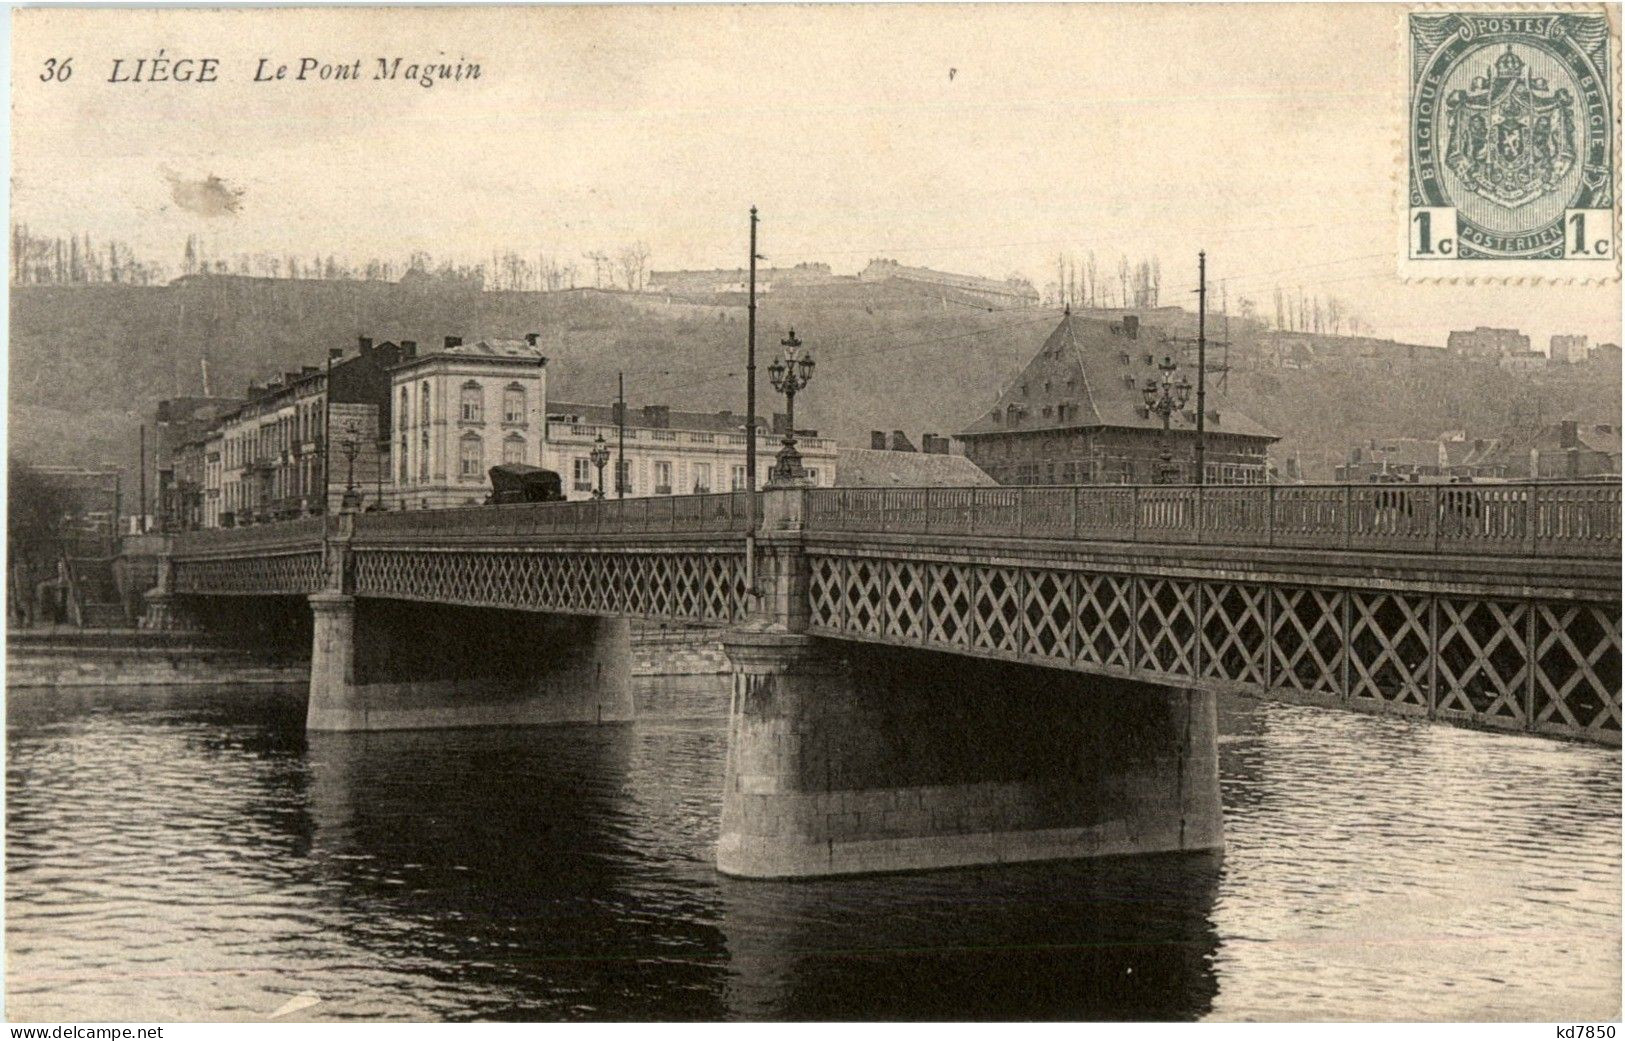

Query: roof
left=833, top=448, right=996, bottom=487
left=394, top=338, right=548, bottom=372
left=957, top=314, right=1277, bottom=441
left=548, top=401, right=767, bottom=434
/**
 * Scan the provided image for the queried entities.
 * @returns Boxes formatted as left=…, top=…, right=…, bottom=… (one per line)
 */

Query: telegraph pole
left=1195, top=251, right=1208, bottom=486
left=617, top=371, right=626, bottom=499
left=744, top=207, right=760, bottom=596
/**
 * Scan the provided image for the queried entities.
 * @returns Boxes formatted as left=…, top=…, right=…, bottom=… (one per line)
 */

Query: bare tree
left=616, top=242, right=651, bottom=291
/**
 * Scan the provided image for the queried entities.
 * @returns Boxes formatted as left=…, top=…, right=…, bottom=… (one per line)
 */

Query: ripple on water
left=5, top=684, right=1619, bottom=1021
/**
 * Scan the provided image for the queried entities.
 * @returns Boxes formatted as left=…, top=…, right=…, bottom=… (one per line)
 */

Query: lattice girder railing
left=172, top=549, right=325, bottom=596
left=805, top=550, right=1620, bottom=745
left=350, top=546, right=748, bottom=625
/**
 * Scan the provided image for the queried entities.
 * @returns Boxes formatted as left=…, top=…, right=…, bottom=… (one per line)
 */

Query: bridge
left=150, top=480, right=1621, bottom=878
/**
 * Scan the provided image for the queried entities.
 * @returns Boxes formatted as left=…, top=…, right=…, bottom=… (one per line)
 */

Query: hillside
left=10, top=276, right=1620, bottom=489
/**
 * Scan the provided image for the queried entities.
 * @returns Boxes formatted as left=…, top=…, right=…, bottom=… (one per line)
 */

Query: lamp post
left=767, top=328, right=816, bottom=484
left=338, top=419, right=363, bottom=511
left=590, top=434, right=610, bottom=500
left=1141, top=355, right=1192, bottom=485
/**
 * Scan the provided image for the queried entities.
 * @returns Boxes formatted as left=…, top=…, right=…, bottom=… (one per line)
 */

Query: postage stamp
left=1406, top=10, right=1618, bottom=279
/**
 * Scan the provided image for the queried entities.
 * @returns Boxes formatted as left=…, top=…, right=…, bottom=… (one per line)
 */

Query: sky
left=10, top=4, right=1621, bottom=351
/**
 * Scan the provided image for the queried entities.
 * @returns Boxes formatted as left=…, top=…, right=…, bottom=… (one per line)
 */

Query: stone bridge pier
left=307, top=593, right=633, bottom=732
left=303, top=511, right=633, bottom=732
left=716, top=489, right=1222, bottom=878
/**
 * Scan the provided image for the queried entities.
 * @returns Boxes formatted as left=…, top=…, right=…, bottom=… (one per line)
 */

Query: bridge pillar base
left=140, top=590, right=198, bottom=631
left=716, top=631, right=1222, bottom=879
left=305, top=596, right=633, bottom=732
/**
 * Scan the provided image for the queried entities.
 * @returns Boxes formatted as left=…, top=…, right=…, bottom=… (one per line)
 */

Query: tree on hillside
left=616, top=243, right=651, bottom=291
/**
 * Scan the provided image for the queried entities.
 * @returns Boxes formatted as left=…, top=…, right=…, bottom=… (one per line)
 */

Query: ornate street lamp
left=338, top=419, right=363, bottom=511
left=767, top=328, right=816, bottom=483
left=589, top=434, right=611, bottom=500
left=1141, top=355, right=1192, bottom=485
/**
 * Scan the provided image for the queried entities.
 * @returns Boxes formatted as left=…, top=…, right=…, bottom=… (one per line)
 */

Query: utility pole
left=617, top=371, right=626, bottom=499
left=1195, top=251, right=1208, bottom=486
left=138, top=424, right=147, bottom=532
left=745, top=207, right=760, bottom=597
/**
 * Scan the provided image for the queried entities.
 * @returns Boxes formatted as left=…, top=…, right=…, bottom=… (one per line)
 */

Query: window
left=420, top=430, right=430, bottom=480
left=572, top=457, right=592, bottom=492
left=731, top=465, right=747, bottom=491
left=399, top=387, right=409, bottom=429
left=420, top=381, right=431, bottom=426
left=502, top=434, right=525, bottom=466
left=617, top=460, right=632, bottom=495
left=654, top=460, right=673, bottom=494
left=399, top=435, right=409, bottom=483
left=692, top=462, right=711, bottom=493
left=459, top=433, right=483, bottom=477
left=503, top=384, right=526, bottom=424
left=460, top=381, right=483, bottom=423
left=807, top=467, right=820, bottom=485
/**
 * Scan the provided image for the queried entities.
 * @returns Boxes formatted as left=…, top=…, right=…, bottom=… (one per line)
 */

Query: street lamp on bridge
left=767, top=329, right=815, bottom=484
left=589, top=434, right=611, bottom=500
left=1141, top=355, right=1191, bottom=485
left=338, top=419, right=364, bottom=511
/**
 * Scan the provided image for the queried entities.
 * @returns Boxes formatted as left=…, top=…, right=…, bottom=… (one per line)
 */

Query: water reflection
left=717, top=853, right=1221, bottom=1020
left=7, top=682, right=1620, bottom=1022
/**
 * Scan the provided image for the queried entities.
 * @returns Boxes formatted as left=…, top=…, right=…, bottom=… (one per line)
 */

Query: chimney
left=328, top=348, right=344, bottom=365
left=922, top=433, right=950, bottom=454
left=525, top=332, right=540, bottom=346
left=1123, top=315, right=1139, bottom=339
left=1559, top=420, right=1579, bottom=448
left=889, top=430, right=917, bottom=452
left=401, top=340, right=417, bottom=359
left=642, top=404, right=670, bottom=429
left=301, top=366, right=319, bottom=377
left=871, top=431, right=888, bottom=449
left=444, top=336, right=462, bottom=351
left=357, top=336, right=373, bottom=356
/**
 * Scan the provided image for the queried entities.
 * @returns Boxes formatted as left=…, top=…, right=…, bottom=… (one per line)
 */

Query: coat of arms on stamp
left=1409, top=12, right=1615, bottom=266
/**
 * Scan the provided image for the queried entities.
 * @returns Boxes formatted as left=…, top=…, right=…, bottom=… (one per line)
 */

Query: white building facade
left=389, top=337, right=549, bottom=510
left=541, top=402, right=838, bottom=500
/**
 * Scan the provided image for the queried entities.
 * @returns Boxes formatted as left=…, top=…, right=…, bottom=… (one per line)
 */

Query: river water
left=6, top=680, right=1619, bottom=1022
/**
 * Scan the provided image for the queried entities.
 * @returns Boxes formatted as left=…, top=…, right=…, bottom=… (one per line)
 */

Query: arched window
left=502, top=433, right=525, bottom=466
left=460, top=381, right=483, bottom=423
left=459, top=432, right=483, bottom=477
left=503, top=383, right=526, bottom=424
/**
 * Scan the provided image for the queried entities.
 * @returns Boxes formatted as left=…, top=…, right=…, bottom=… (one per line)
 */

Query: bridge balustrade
left=347, top=491, right=760, bottom=541
left=802, top=481, right=1620, bottom=558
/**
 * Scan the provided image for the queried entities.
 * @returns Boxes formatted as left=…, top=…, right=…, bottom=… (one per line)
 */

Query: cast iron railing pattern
left=804, top=552, right=1621, bottom=744
left=352, top=548, right=748, bottom=624
left=173, top=548, right=326, bottom=596
left=803, top=482, right=1621, bottom=558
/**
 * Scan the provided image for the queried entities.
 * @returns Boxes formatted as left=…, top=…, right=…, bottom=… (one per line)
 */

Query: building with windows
left=389, top=335, right=549, bottom=510
left=210, top=337, right=402, bottom=526
left=1550, top=334, right=1589, bottom=365
left=956, top=313, right=1277, bottom=485
left=542, top=403, right=837, bottom=500
left=1446, top=326, right=1530, bottom=360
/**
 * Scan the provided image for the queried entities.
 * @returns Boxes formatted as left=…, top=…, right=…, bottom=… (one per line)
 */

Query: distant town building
left=1486, top=421, right=1621, bottom=480
left=1334, top=435, right=1505, bottom=482
left=542, top=402, right=836, bottom=501
left=154, top=396, right=242, bottom=532
left=1499, top=349, right=1548, bottom=375
left=1589, top=342, right=1621, bottom=368
left=834, top=442, right=995, bottom=487
left=645, top=263, right=842, bottom=297
left=956, top=313, right=1277, bottom=485
left=859, top=259, right=1040, bottom=309
left=205, top=336, right=403, bottom=527
left=1549, top=334, right=1589, bottom=365
left=1447, top=326, right=1530, bottom=360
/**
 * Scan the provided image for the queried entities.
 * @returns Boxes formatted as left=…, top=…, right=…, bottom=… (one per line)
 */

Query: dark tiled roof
left=833, top=448, right=996, bottom=487
left=957, top=314, right=1276, bottom=441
